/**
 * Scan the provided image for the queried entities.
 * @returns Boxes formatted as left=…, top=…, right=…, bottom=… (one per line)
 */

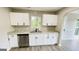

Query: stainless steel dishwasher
left=17, top=34, right=29, bottom=47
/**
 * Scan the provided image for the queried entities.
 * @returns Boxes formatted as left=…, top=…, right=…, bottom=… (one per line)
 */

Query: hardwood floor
left=10, top=45, right=64, bottom=51
left=10, top=40, right=79, bottom=51
left=61, top=40, right=79, bottom=51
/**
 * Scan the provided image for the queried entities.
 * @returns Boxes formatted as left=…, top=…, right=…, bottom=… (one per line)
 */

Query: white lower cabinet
left=8, top=35, right=18, bottom=48
left=29, top=33, right=58, bottom=46
left=29, top=33, right=43, bottom=46
left=29, top=34, right=37, bottom=46
left=48, top=33, right=58, bottom=44
left=8, top=33, right=58, bottom=48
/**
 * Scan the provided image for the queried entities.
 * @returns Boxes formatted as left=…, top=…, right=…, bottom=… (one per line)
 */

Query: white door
left=61, top=15, right=75, bottom=40
left=9, top=35, right=18, bottom=48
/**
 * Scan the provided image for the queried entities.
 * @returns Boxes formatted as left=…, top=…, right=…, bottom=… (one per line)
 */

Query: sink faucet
left=35, top=28, right=38, bottom=32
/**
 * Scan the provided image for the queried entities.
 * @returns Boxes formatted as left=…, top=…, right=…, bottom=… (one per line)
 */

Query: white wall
left=0, top=8, right=14, bottom=49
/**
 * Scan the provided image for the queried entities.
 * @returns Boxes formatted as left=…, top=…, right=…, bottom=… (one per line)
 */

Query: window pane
left=75, top=19, right=79, bottom=35
left=76, top=22, right=79, bottom=27
left=75, top=28, right=79, bottom=35
left=31, top=16, right=41, bottom=30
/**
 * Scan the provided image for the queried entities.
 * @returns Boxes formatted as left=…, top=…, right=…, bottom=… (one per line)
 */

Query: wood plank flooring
left=61, top=40, right=79, bottom=51
left=10, top=40, right=79, bottom=51
left=10, top=45, right=64, bottom=51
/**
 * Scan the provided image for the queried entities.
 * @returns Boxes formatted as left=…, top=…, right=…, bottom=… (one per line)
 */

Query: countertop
left=8, top=30, right=59, bottom=35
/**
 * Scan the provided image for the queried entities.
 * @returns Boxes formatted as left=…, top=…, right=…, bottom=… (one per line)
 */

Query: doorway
left=62, top=14, right=79, bottom=40
left=61, top=11, right=79, bottom=51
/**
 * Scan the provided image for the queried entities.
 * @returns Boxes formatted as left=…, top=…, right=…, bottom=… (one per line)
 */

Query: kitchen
left=6, top=7, right=60, bottom=51
left=0, top=1, right=79, bottom=59
left=0, top=7, right=79, bottom=51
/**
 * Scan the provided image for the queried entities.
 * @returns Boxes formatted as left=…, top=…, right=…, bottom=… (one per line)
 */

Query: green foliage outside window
left=31, top=16, right=41, bottom=29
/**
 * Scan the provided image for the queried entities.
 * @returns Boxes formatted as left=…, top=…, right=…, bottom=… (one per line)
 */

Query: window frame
left=30, top=15, right=42, bottom=30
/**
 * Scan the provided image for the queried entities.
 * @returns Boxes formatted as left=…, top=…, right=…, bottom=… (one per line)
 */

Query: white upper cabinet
left=10, top=12, right=30, bottom=26
left=43, top=14, right=58, bottom=26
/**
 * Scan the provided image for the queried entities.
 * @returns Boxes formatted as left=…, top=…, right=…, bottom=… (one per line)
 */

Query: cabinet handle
left=52, top=37, right=54, bottom=38
left=47, top=36, right=49, bottom=38
left=8, top=38, right=10, bottom=41
left=46, top=23, right=48, bottom=26
left=17, top=22, right=19, bottom=25
left=35, top=37, right=38, bottom=39
left=23, top=22, right=25, bottom=25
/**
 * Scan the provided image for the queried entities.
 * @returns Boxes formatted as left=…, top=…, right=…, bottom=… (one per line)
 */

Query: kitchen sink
left=30, top=28, right=42, bottom=33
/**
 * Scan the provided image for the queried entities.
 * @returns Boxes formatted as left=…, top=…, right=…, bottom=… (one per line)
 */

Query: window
left=75, top=19, right=79, bottom=35
left=31, top=16, right=41, bottom=30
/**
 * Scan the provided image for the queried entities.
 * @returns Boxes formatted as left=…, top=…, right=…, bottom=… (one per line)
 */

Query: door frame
left=60, top=15, right=68, bottom=40
left=58, top=8, right=79, bottom=46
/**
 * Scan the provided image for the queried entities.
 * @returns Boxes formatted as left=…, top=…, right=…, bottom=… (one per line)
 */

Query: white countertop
left=8, top=31, right=59, bottom=35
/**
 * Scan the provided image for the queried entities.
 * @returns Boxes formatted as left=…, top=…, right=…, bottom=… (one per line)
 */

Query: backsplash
left=13, top=26, right=30, bottom=32
left=13, top=26, right=56, bottom=32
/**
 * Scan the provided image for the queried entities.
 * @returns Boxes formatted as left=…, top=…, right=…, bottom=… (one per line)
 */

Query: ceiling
left=12, top=7, right=64, bottom=12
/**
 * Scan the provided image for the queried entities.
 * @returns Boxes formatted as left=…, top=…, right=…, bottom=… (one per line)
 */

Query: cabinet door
left=43, top=14, right=57, bottom=26
left=10, top=12, right=30, bottom=26
left=9, top=35, right=18, bottom=48
left=42, top=14, right=49, bottom=25
left=44, top=33, right=54, bottom=45
left=48, top=33, right=55, bottom=44
left=43, top=33, right=50, bottom=45
left=34, top=35, right=39, bottom=45
left=36, top=34, right=43, bottom=45
left=48, top=33, right=58, bottom=44
left=29, top=34, right=36, bottom=46
left=51, top=15, right=57, bottom=26
left=52, top=33, right=58, bottom=44
left=18, top=13, right=30, bottom=26
left=22, top=13, right=30, bottom=26
left=29, top=34, right=43, bottom=46
left=10, top=13, right=18, bottom=25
